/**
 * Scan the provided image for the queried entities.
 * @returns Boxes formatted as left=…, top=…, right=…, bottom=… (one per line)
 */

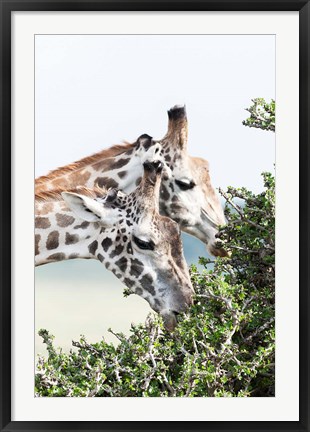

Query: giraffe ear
left=166, top=104, right=188, bottom=149
left=62, top=192, right=121, bottom=227
left=61, top=192, right=103, bottom=222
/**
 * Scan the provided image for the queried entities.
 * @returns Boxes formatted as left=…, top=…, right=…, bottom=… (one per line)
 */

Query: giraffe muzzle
left=162, top=312, right=178, bottom=332
left=162, top=305, right=190, bottom=332
left=209, top=243, right=230, bottom=258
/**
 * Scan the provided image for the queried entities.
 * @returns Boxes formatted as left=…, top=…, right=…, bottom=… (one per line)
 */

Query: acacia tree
left=242, top=98, right=275, bottom=132
left=35, top=100, right=275, bottom=397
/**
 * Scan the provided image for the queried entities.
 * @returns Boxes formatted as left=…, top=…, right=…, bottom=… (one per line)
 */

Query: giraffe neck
left=35, top=191, right=160, bottom=309
left=35, top=200, right=102, bottom=266
left=34, top=165, right=195, bottom=327
left=35, top=136, right=159, bottom=194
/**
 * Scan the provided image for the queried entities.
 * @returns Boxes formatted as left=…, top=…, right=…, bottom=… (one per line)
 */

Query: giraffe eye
left=133, top=235, right=155, bottom=251
left=175, top=179, right=196, bottom=191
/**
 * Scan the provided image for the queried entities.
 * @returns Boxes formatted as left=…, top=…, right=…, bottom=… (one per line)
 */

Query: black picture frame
left=1, top=1, right=309, bottom=431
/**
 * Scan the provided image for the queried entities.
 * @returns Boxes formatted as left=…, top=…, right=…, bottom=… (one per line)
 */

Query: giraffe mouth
left=162, top=309, right=187, bottom=332
left=162, top=311, right=178, bottom=332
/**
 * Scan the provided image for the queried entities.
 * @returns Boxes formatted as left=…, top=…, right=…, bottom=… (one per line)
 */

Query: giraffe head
left=158, top=105, right=228, bottom=257
left=62, top=160, right=193, bottom=331
left=35, top=105, right=227, bottom=257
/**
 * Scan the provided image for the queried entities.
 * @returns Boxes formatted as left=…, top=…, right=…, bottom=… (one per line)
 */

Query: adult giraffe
left=35, top=160, right=193, bottom=331
left=36, top=106, right=227, bottom=257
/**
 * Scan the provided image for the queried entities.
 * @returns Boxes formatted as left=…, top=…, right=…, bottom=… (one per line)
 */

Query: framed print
left=1, top=1, right=309, bottom=431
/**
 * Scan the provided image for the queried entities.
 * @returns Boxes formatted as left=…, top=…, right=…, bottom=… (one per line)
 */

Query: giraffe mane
left=35, top=141, right=135, bottom=185
left=35, top=185, right=108, bottom=202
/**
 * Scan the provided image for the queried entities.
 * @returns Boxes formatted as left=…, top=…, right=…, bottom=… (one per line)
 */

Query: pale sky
left=35, top=34, right=275, bottom=192
left=35, top=35, right=275, bottom=353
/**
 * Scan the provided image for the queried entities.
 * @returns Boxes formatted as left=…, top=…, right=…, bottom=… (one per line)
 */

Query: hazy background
left=35, top=35, right=275, bottom=354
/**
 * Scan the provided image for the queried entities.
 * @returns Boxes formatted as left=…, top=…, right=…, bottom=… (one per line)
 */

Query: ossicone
left=167, top=104, right=187, bottom=121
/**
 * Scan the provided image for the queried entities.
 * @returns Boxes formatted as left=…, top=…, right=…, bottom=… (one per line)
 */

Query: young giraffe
left=35, top=160, right=193, bottom=331
left=35, top=106, right=227, bottom=256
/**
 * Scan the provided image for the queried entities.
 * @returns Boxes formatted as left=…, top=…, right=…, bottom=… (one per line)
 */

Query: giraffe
left=158, top=106, right=227, bottom=257
left=35, top=105, right=227, bottom=257
left=35, top=160, right=193, bottom=331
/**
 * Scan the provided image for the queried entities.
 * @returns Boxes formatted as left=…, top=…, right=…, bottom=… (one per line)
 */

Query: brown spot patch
left=112, top=268, right=122, bottom=279
left=161, top=185, right=170, bottom=201
left=51, top=178, right=68, bottom=189
left=88, top=240, right=98, bottom=255
left=124, top=278, right=135, bottom=288
left=125, top=147, right=133, bottom=156
left=39, top=203, right=54, bottom=215
left=65, top=232, right=79, bottom=245
left=35, top=234, right=41, bottom=256
left=47, top=253, right=66, bottom=261
left=110, top=158, right=129, bottom=170
left=110, top=244, right=124, bottom=259
left=93, top=158, right=113, bottom=172
left=35, top=217, right=51, bottom=229
left=115, top=256, right=128, bottom=272
left=102, top=237, right=112, bottom=252
left=135, top=177, right=142, bottom=186
left=74, top=221, right=90, bottom=230
left=130, top=258, right=144, bottom=277
left=154, top=298, right=161, bottom=309
left=118, top=170, right=127, bottom=179
left=70, top=170, right=91, bottom=185
left=140, top=274, right=155, bottom=295
left=95, top=177, right=119, bottom=189
left=69, top=253, right=79, bottom=259
left=56, top=213, right=75, bottom=228
left=46, top=231, right=59, bottom=250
